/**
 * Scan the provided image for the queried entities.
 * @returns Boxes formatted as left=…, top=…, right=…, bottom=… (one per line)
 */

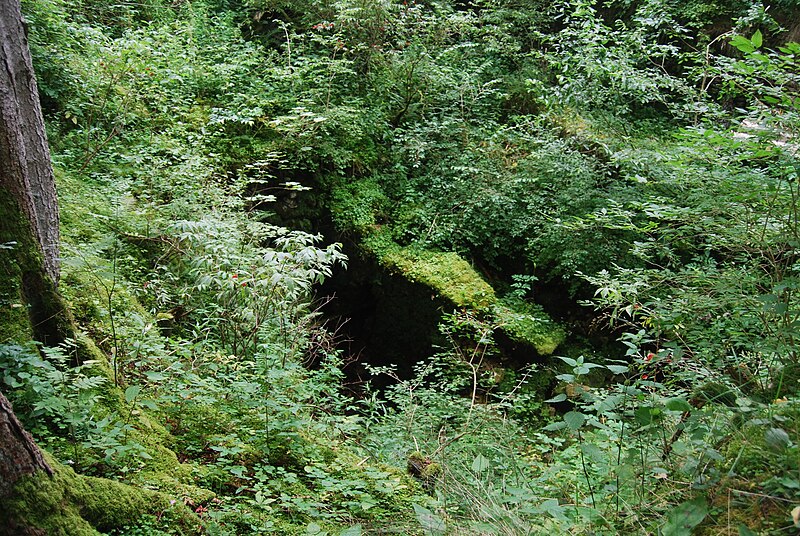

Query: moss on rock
left=494, top=298, right=565, bottom=356
left=359, top=231, right=566, bottom=358
left=381, top=248, right=495, bottom=310
left=375, top=243, right=564, bottom=356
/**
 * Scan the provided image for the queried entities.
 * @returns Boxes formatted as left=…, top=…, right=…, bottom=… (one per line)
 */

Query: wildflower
left=641, top=373, right=649, bottom=380
left=231, top=273, right=238, bottom=279
left=645, top=352, right=656, bottom=361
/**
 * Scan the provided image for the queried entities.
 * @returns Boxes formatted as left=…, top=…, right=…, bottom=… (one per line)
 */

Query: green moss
left=26, top=335, right=216, bottom=505
left=136, top=468, right=216, bottom=505
left=0, top=186, right=74, bottom=347
left=693, top=382, right=739, bottom=407
left=0, top=199, right=33, bottom=342
left=1, top=452, right=199, bottom=536
left=0, top=270, right=34, bottom=343
left=381, top=248, right=495, bottom=310
left=406, top=451, right=440, bottom=492
left=362, top=231, right=566, bottom=355
left=101, top=395, right=216, bottom=504
left=494, top=298, right=565, bottom=356
left=419, top=462, right=441, bottom=480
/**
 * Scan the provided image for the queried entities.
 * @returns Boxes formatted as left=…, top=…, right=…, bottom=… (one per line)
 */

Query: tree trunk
left=0, top=390, right=52, bottom=498
left=0, top=0, right=59, bottom=285
left=0, top=390, right=53, bottom=536
left=0, top=2, right=69, bottom=529
left=0, top=0, right=73, bottom=347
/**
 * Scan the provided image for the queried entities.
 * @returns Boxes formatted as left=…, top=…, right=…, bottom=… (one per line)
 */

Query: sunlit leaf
left=751, top=29, right=762, bottom=48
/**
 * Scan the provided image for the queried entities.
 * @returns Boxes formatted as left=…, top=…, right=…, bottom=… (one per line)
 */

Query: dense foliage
left=3, top=0, right=800, bottom=533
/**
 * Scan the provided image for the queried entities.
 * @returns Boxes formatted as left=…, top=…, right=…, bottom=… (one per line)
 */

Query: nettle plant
left=540, top=343, right=746, bottom=534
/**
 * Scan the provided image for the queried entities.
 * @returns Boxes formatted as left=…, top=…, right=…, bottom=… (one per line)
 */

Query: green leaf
left=738, top=525, right=757, bottom=536
left=545, top=393, right=567, bottom=403
left=635, top=406, right=659, bottom=425
left=543, top=421, right=567, bottom=431
left=139, top=399, right=158, bottom=410
left=751, top=29, right=762, bottom=48
left=580, top=443, right=604, bottom=462
left=413, top=504, right=446, bottom=535
left=124, top=386, right=141, bottom=403
left=472, top=453, right=491, bottom=473
left=538, top=498, right=568, bottom=521
left=556, top=356, right=578, bottom=367
left=564, top=411, right=585, bottom=431
left=731, top=35, right=755, bottom=54
left=144, top=371, right=165, bottom=381
left=306, top=522, right=325, bottom=535
left=665, top=397, right=692, bottom=413
left=661, top=497, right=708, bottom=536
left=765, top=428, right=791, bottom=451
left=339, top=525, right=362, bottom=536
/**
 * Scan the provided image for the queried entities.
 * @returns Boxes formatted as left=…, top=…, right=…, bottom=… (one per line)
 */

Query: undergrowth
left=3, top=0, right=800, bottom=534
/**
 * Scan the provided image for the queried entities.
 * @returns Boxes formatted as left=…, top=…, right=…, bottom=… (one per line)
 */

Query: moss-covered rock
left=381, top=248, right=495, bottom=310
left=372, top=241, right=564, bottom=356
left=494, top=298, right=565, bottom=356
left=361, top=230, right=566, bottom=356
left=328, top=177, right=566, bottom=357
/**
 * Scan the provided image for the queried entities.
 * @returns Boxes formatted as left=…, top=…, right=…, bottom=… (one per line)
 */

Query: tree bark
left=0, top=392, right=53, bottom=536
left=0, top=0, right=60, bottom=286
left=0, top=390, right=52, bottom=499
left=0, top=0, right=74, bottom=348
left=0, top=2, right=71, bottom=529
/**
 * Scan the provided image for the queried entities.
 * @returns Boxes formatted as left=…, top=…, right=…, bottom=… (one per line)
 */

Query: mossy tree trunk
left=0, top=1, right=79, bottom=532
left=0, top=391, right=53, bottom=494
left=0, top=390, right=53, bottom=535
left=0, top=0, right=73, bottom=348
